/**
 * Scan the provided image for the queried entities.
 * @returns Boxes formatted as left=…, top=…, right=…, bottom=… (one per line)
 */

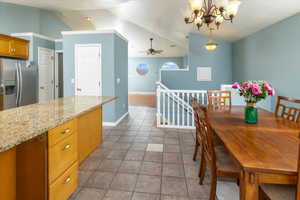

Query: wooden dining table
left=205, top=105, right=300, bottom=200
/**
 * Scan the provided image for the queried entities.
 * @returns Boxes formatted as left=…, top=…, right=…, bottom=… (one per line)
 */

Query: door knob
left=40, top=86, right=45, bottom=89
left=77, top=88, right=82, bottom=91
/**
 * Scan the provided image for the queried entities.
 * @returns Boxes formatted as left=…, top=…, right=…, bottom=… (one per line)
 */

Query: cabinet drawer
left=48, top=119, right=77, bottom=147
left=48, top=133, right=78, bottom=183
left=49, top=162, right=78, bottom=200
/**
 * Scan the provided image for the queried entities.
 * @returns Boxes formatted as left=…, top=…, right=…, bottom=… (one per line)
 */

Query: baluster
left=202, top=92, right=204, bottom=105
left=163, top=91, right=166, bottom=127
left=167, top=92, right=170, bottom=126
left=182, top=93, right=185, bottom=127
left=172, top=92, right=175, bottom=125
left=187, top=92, right=190, bottom=126
left=177, top=92, right=180, bottom=127
left=157, top=86, right=161, bottom=127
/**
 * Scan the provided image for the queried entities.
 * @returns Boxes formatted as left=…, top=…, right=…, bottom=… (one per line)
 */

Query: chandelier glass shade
left=185, top=0, right=241, bottom=30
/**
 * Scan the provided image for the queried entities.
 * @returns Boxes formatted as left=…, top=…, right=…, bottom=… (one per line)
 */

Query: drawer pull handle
left=63, top=144, right=71, bottom=150
left=61, top=128, right=71, bottom=134
left=65, top=177, right=71, bottom=183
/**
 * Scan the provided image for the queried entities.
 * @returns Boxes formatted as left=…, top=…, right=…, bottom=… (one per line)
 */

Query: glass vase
left=245, top=103, right=258, bottom=124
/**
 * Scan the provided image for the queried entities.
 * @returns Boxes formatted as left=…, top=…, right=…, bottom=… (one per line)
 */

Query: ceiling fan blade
left=154, top=50, right=164, bottom=54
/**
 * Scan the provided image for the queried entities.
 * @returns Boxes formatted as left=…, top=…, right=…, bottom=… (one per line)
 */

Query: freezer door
left=0, top=58, right=18, bottom=110
left=0, top=58, right=17, bottom=81
left=18, top=61, right=37, bottom=106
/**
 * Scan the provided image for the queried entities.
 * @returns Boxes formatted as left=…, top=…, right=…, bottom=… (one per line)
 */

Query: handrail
left=156, top=82, right=193, bottom=111
left=156, top=81, right=208, bottom=129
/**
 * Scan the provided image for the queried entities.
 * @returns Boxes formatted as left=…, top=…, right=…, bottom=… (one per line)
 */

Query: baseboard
left=103, top=112, right=129, bottom=127
left=129, top=92, right=155, bottom=95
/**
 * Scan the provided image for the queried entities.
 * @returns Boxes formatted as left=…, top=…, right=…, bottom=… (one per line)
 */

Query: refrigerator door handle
left=15, top=62, right=20, bottom=106
left=18, top=62, right=23, bottom=106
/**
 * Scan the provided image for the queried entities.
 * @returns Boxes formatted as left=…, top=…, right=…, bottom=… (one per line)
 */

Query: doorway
left=75, top=44, right=102, bottom=96
left=38, top=47, right=54, bottom=102
left=55, top=51, right=64, bottom=98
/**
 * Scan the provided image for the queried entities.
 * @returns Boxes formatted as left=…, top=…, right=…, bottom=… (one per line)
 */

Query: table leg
left=240, top=170, right=259, bottom=200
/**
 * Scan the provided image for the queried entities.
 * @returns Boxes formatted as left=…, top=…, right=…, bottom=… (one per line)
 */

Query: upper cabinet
left=0, top=34, right=29, bottom=59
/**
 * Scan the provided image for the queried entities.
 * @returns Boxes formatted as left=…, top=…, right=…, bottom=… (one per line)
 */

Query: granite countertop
left=0, top=96, right=116, bottom=153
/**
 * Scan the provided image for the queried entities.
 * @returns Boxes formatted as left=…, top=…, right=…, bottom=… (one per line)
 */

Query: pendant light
left=205, top=28, right=218, bottom=51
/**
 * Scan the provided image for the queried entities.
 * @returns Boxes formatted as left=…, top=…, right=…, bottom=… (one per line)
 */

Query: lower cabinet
left=49, top=162, right=78, bottom=200
left=13, top=107, right=103, bottom=200
left=78, top=107, right=102, bottom=163
left=48, top=118, right=78, bottom=200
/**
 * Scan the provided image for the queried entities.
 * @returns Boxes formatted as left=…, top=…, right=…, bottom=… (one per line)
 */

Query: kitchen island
left=0, top=96, right=115, bottom=200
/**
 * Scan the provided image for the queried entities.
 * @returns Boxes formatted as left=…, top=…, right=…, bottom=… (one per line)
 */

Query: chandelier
left=184, top=0, right=241, bottom=30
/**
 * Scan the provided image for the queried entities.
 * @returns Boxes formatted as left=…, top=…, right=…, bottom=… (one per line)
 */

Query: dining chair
left=275, top=96, right=300, bottom=123
left=192, top=105, right=202, bottom=162
left=192, top=105, right=223, bottom=162
left=195, top=105, right=240, bottom=200
left=259, top=132, right=300, bottom=200
left=207, top=90, right=232, bottom=106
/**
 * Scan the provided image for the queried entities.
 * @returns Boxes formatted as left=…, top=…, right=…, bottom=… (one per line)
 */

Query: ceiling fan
left=140, top=38, right=164, bottom=55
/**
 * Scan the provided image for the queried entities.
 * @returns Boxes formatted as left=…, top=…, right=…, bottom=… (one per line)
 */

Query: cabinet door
left=0, top=36, right=13, bottom=57
left=77, top=107, right=102, bottom=163
left=12, top=40, right=29, bottom=58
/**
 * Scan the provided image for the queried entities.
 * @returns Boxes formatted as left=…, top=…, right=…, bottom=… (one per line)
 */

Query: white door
left=75, top=44, right=102, bottom=96
left=38, top=47, right=55, bottom=102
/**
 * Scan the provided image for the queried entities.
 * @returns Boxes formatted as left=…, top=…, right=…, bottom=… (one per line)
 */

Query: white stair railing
left=156, top=82, right=207, bottom=129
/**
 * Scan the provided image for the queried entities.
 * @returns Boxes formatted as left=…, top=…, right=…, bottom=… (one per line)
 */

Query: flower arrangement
left=232, top=80, right=275, bottom=104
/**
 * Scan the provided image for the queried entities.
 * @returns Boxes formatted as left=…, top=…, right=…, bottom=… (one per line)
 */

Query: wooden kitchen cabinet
left=0, top=34, right=29, bottom=59
left=77, top=107, right=102, bottom=163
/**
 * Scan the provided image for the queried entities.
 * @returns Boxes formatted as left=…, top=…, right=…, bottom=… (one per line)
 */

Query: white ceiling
left=3, top=0, right=300, bottom=57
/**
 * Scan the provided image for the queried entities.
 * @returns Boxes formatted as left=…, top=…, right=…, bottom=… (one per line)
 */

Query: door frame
left=54, top=50, right=63, bottom=99
left=74, top=43, right=102, bottom=96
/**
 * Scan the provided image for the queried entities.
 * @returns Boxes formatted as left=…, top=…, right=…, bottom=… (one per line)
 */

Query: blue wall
left=161, top=33, right=232, bottom=90
left=129, top=57, right=184, bottom=93
left=39, top=10, right=71, bottom=38
left=233, top=13, right=300, bottom=111
left=0, top=2, right=70, bottom=38
left=63, top=32, right=128, bottom=123
left=55, top=41, right=63, bottom=50
left=114, top=35, right=129, bottom=119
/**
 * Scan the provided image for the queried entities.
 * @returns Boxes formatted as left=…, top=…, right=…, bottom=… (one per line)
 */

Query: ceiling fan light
left=226, top=0, right=241, bottom=17
left=205, top=40, right=218, bottom=51
left=189, top=0, right=203, bottom=11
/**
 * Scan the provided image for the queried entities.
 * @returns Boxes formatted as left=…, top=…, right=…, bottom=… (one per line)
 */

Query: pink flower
left=268, top=88, right=275, bottom=96
left=251, top=84, right=262, bottom=95
left=264, top=82, right=273, bottom=91
left=232, top=82, right=240, bottom=89
left=242, top=82, right=252, bottom=88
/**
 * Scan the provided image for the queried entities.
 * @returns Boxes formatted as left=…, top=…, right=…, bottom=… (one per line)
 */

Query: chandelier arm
left=209, top=5, right=218, bottom=15
left=203, top=0, right=208, bottom=11
left=221, top=12, right=232, bottom=21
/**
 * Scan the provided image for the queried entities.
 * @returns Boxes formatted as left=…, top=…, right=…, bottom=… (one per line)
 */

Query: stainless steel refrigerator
left=0, top=58, right=37, bottom=110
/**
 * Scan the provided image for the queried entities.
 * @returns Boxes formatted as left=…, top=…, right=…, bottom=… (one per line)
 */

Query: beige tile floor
left=69, top=106, right=213, bottom=200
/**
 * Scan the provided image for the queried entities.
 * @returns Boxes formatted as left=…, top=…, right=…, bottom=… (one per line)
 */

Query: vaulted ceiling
left=3, top=0, right=300, bottom=57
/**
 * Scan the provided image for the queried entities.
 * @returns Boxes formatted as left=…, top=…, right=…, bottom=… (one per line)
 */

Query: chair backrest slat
left=193, top=105, right=216, bottom=169
left=207, top=91, right=232, bottom=106
left=275, top=96, right=300, bottom=124
left=297, top=133, right=300, bottom=200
